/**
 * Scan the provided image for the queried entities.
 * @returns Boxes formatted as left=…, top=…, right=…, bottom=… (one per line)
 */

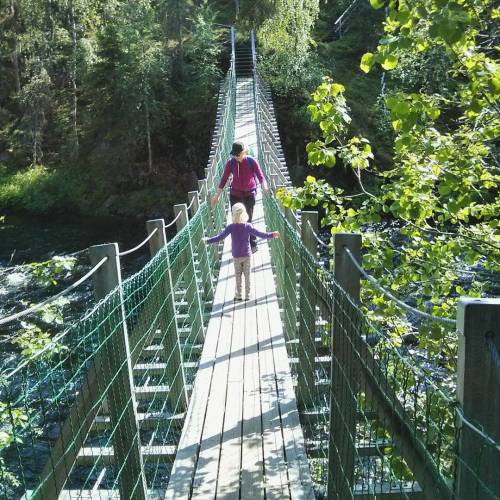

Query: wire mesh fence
left=0, top=53, right=236, bottom=499
left=255, top=73, right=500, bottom=499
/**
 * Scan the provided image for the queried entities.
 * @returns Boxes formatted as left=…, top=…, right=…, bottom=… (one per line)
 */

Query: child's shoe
left=234, top=295, right=242, bottom=301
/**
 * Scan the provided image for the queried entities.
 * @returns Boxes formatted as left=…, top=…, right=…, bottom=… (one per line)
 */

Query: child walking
left=205, top=203, right=279, bottom=301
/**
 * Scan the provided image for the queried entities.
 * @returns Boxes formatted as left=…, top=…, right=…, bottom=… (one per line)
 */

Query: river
left=0, top=213, right=155, bottom=334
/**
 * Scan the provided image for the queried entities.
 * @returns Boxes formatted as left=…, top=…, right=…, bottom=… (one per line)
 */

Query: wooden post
left=88, top=243, right=147, bottom=500
left=270, top=174, right=279, bottom=192
left=198, top=179, right=208, bottom=204
left=199, top=178, right=218, bottom=269
left=296, top=211, right=318, bottom=411
left=189, top=191, right=214, bottom=303
left=188, top=191, right=199, bottom=218
left=146, top=219, right=188, bottom=411
left=328, top=233, right=361, bottom=499
left=205, top=167, right=212, bottom=190
left=455, top=298, right=500, bottom=499
left=273, top=184, right=286, bottom=305
left=284, top=207, right=300, bottom=345
left=174, top=204, right=204, bottom=344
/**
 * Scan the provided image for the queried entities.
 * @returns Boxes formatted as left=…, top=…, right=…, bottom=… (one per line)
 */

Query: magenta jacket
left=219, top=156, right=265, bottom=198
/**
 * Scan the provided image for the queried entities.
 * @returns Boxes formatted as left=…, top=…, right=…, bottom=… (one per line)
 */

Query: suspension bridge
left=0, top=30, right=499, bottom=500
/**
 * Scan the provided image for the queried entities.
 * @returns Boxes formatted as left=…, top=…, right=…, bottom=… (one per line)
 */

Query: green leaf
left=360, top=53, right=375, bottom=73
left=369, top=0, right=385, bottom=9
left=391, top=119, right=402, bottom=132
left=323, top=149, right=337, bottom=167
left=381, top=55, right=398, bottom=70
left=427, top=106, right=441, bottom=120
left=330, top=83, right=345, bottom=96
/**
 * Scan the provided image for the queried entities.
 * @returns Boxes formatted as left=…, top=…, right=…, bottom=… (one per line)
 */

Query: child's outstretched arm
left=205, top=225, right=232, bottom=244
left=248, top=226, right=279, bottom=240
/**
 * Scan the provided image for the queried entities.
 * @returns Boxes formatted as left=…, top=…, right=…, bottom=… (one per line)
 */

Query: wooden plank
left=77, top=446, right=176, bottom=465
left=240, top=292, right=265, bottom=497
left=27, top=490, right=166, bottom=499
left=93, top=412, right=184, bottom=431
left=216, top=289, right=246, bottom=498
left=259, top=230, right=315, bottom=499
left=353, top=482, right=424, bottom=499
left=134, top=385, right=169, bottom=400
left=306, top=440, right=391, bottom=459
left=190, top=251, right=236, bottom=496
left=164, top=233, right=233, bottom=499
left=253, top=244, right=289, bottom=498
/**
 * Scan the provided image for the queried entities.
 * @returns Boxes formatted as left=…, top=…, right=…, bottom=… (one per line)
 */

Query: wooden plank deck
left=165, top=78, right=314, bottom=499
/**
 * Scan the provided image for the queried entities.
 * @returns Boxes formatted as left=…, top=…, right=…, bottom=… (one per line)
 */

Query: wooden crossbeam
left=76, top=446, right=176, bottom=466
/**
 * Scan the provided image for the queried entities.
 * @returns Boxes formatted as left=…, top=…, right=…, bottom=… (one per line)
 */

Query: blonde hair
left=232, top=203, right=249, bottom=223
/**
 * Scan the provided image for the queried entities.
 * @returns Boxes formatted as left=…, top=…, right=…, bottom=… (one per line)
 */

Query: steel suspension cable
left=118, top=227, right=158, bottom=257
left=343, top=246, right=456, bottom=326
left=165, top=209, right=183, bottom=229
left=0, top=256, right=108, bottom=326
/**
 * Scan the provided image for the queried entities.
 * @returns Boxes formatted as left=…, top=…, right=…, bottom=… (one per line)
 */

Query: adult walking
left=211, top=141, right=268, bottom=252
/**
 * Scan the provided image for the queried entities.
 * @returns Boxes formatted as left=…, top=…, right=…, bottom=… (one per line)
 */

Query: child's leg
left=233, top=258, right=243, bottom=298
left=243, top=257, right=251, bottom=298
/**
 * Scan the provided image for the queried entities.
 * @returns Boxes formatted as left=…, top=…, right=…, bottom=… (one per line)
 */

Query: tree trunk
left=175, top=0, right=184, bottom=78
left=69, top=0, right=79, bottom=154
left=10, top=1, right=21, bottom=95
left=145, top=97, right=154, bottom=174
left=32, top=114, right=38, bottom=165
left=11, top=42, right=21, bottom=94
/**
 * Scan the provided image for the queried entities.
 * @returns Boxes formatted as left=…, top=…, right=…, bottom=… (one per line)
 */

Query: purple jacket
left=207, top=223, right=273, bottom=257
left=219, top=156, right=265, bottom=198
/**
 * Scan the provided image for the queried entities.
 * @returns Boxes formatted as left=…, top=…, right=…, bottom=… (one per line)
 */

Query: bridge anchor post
left=297, top=211, right=319, bottom=411
left=455, top=298, right=500, bottom=499
left=89, top=243, right=147, bottom=500
left=174, top=204, right=205, bottom=345
left=189, top=190, right=214, bottom=303
left=328, top=233, right=361, bottom=499
left=146, top=219, right=189, bottom=412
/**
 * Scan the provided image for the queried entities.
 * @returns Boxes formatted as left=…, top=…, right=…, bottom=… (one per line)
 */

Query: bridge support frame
left=174, top=204, right=205, bottom=345
left=89, top=243, right=147, bottom=500
left=146, top=219, right=189, bottom=412
left=455, top=298, right=500, bottom=499
left=189, top=190, right=214, bottom=303
left=283, top=207, right=299, bottom=344
left=297, top=211, right=319, bottom=411
left=199, top=178, right=219, bottom=269
left=328, top=233, right=361, bottom=499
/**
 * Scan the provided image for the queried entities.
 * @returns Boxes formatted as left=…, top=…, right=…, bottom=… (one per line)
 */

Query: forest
left=0, top=0, right=230, bottom=216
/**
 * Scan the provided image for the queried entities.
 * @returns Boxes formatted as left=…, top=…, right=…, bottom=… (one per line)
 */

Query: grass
left=0, top=164, right=180, bottom=217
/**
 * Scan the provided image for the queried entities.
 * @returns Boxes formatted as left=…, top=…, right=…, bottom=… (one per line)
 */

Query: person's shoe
left=234, top=295, right=242, bottom=301
left=245, top=295, right=251, bottom=301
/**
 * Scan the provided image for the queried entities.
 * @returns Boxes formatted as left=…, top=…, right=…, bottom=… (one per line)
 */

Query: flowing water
left=0, top=213, right=153, bottom=335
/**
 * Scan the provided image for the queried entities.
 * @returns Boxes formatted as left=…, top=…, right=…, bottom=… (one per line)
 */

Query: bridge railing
left=0, top=40, right=236, bottom=500
left=254, top=70, right=500, bottom=499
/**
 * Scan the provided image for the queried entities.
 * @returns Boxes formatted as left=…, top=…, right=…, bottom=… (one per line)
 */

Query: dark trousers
left=230, top=193, right=257, bottom=248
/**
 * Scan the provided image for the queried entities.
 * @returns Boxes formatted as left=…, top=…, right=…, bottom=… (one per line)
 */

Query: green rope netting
left=0, top=67, right=235, bottom=499
left=256, top=76, right=499, bottom=499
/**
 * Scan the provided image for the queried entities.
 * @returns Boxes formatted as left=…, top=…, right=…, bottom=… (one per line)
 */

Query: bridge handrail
left=0, top=256, right=108, bottom=327
left=0, top=209, right=190, bottom=328
left=118, top=227, right=159, bottom=257
left=254, top=68, right=500, bottom=499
